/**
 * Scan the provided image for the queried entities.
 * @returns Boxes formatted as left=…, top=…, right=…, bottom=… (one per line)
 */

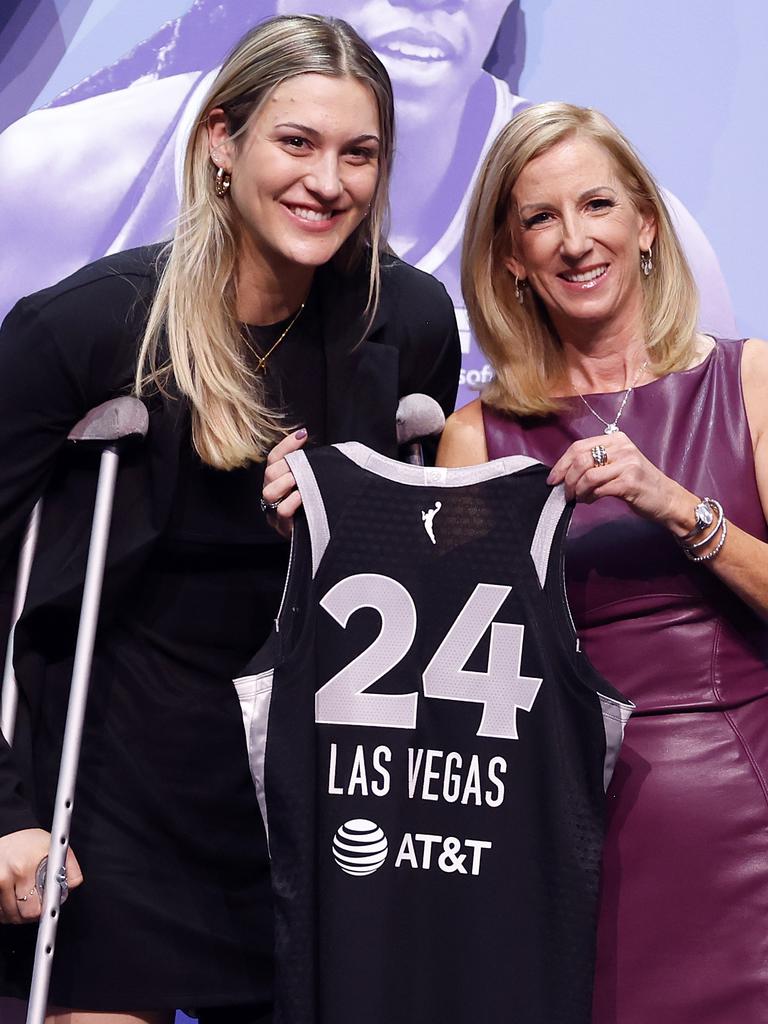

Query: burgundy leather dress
left=483, top=339, right=768, bottom=1024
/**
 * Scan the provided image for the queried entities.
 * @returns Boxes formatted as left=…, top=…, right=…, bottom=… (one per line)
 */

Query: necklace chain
left=576, top=359, right=648, bottom=435
left=252, top=302, right=305, bottom=375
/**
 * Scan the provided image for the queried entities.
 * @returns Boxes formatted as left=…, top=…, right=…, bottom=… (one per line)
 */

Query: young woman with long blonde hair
left=0, top=15, right=459, bottom=1023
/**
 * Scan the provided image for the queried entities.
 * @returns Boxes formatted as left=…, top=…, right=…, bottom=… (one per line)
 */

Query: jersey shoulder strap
left=285, top=445, right=375, bottom=577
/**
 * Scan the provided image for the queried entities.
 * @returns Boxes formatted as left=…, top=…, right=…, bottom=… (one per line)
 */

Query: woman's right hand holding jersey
left=0, top=828, right=82, bottom=923
left=261, top=428, right=308, bottom=539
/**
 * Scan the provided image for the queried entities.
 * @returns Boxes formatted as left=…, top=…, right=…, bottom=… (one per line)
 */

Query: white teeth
left=290, top=206, right=332, bottom=222
left=563, top=266, right=607, bottom=284
left=382, top=41, right=448, bottom=61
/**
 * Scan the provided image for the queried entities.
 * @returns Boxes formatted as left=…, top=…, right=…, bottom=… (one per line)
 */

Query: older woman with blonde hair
left=439, top=101, right=768, bottom=1023
left=0, top=13, right=459, bottom=1024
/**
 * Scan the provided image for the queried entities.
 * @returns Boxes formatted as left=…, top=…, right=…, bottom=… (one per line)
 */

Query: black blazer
left=0, top=244, right=460, bottom=834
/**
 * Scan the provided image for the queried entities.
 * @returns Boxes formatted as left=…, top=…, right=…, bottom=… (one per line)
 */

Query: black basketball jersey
left=237, top=443, right=632, bottom=1024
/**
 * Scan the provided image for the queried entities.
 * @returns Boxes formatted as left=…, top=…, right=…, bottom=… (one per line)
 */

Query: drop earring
left=214, top=166, right=231, bottom=198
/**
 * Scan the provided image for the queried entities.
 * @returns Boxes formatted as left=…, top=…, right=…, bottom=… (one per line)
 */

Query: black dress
left=3, top=301, right=326, bottom=1011
left=0, top=245, right=461, bottom=1012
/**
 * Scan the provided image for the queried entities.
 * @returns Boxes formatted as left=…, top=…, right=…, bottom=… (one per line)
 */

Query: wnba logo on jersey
left=421, top=501, right=442, bottom=544
left=332, top=819, right=389, bottom=876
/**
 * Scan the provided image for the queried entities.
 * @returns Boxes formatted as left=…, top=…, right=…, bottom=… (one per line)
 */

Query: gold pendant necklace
left=252, top=302, right=305, bottom=375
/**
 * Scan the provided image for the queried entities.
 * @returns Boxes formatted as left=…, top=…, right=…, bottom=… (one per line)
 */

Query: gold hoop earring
left=214, top=166, right=231, bottom=198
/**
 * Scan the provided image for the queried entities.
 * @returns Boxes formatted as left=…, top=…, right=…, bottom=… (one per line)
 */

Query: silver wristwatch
left=680, top=498, right=715, bottom=544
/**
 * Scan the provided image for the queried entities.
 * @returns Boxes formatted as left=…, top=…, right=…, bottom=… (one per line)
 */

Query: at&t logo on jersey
left=332, top=819, right=388, bottom=876
left=332, top=819, right=493, bottom=879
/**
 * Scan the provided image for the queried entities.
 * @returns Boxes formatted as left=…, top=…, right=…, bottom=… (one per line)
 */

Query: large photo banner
left=1, top=0, right=765, bottom=407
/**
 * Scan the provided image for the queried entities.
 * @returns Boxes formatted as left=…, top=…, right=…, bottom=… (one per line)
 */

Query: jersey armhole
left=540, top=503, right=634, bottom=790
left=539, top=493, right=579, bottom=652
left=273, top=512, right=313, bottom=662
left=285, top=449, right=330, bottom=577
left=541, top=497, right=632, bottom=707
left=233, top=506, right=314, bottom=678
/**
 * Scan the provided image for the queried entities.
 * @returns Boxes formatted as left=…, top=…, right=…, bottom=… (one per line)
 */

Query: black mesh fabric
left=264, top=445, right=629, bottom=1024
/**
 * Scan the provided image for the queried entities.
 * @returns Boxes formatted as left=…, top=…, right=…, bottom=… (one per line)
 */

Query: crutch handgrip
left=396, top=393, right=446, bottom=467
left=67, top=395, right=149, bottom=445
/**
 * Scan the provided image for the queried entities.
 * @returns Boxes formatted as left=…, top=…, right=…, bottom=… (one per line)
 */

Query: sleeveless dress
left=483, top=339, right=768, bottom=1024
left=0, top=301, right=325, bottom=1012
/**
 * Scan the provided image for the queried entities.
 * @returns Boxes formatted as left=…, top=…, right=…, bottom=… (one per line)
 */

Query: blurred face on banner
left=277, top=0, right=512, bottom=121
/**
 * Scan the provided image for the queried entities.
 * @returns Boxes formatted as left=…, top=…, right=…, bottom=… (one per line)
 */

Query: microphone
left=396, top=394, right=446, bottom=466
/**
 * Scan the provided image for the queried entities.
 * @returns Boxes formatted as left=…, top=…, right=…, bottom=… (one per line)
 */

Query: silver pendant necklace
left=576, top=359, right=648, bottom=435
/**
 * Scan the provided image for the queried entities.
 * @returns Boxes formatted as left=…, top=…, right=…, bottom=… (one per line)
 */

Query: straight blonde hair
left=136, top=14, right=395, bottom=468
left=462, top=102, right=699, bottom=415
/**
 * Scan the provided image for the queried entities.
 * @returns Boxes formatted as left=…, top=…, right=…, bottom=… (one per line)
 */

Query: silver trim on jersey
left=285, top=449, right=330, bottom=577
left=274, top=527, right=296, bottom=634
left=529, top=484, right=567, bottom=588
left=598, top=693, right=634, bottom=792
left=336, top=441, right=540, bottom=487
left=232, top=668, right=274, bottom=845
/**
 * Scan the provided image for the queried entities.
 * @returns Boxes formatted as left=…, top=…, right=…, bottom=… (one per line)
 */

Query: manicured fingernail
left=295, top=428, right=307, bottom=439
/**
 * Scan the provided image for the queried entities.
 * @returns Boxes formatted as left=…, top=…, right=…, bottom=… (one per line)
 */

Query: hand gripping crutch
left=14, top=397, right=149, bottom=1024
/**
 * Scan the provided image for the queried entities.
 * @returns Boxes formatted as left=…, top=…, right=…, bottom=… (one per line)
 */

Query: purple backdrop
left=0, top=0, right=752, bottom=411
left=0, top=4, right=765, bottom=1016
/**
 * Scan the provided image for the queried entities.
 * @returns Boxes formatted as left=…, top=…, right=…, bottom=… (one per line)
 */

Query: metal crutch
left=10, top=396, right=149, bottom=1024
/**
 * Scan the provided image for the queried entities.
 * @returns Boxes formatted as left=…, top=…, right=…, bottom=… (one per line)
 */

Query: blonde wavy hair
left=136, top=14, right=395, bottom=468
left=462, top=102, right=700, bottom=416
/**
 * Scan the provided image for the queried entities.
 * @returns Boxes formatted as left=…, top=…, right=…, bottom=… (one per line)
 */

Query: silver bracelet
left=678, top=497, right=727, bottom=562
left=684, top=516, right=728, bottom=562
left=683, top=499, right=724, bottom=551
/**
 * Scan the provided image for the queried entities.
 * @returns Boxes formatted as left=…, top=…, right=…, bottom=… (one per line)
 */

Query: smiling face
left=505, top=133, right=656, bottom=340
left=208, top=73, right=380, bottom=280
left=276, top=0, right=510, bottom=115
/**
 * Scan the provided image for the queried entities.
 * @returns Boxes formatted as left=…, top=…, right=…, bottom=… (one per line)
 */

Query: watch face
left=696, top=502, right=714, bottom=529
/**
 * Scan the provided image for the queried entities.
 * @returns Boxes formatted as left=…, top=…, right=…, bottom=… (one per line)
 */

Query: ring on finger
left=591, top=444, right=608, bottom=468
left=260, top=495, right=285, bottom=514
left=15, top=886, right=37, bottom=903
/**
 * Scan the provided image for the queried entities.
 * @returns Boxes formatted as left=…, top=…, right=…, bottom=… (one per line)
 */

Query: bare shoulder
left=437, top=399, right=488, bottom=467
left=741, top=338, right=768, bottom=446
left=741, top=337, right=768, bottom=378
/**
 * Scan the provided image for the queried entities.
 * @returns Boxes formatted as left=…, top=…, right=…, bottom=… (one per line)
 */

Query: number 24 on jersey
left=315, top=573, right=542, bottom=741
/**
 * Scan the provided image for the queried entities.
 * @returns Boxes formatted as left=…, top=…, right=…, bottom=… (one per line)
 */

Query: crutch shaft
left=26, top=447, right=120, bottom=1024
